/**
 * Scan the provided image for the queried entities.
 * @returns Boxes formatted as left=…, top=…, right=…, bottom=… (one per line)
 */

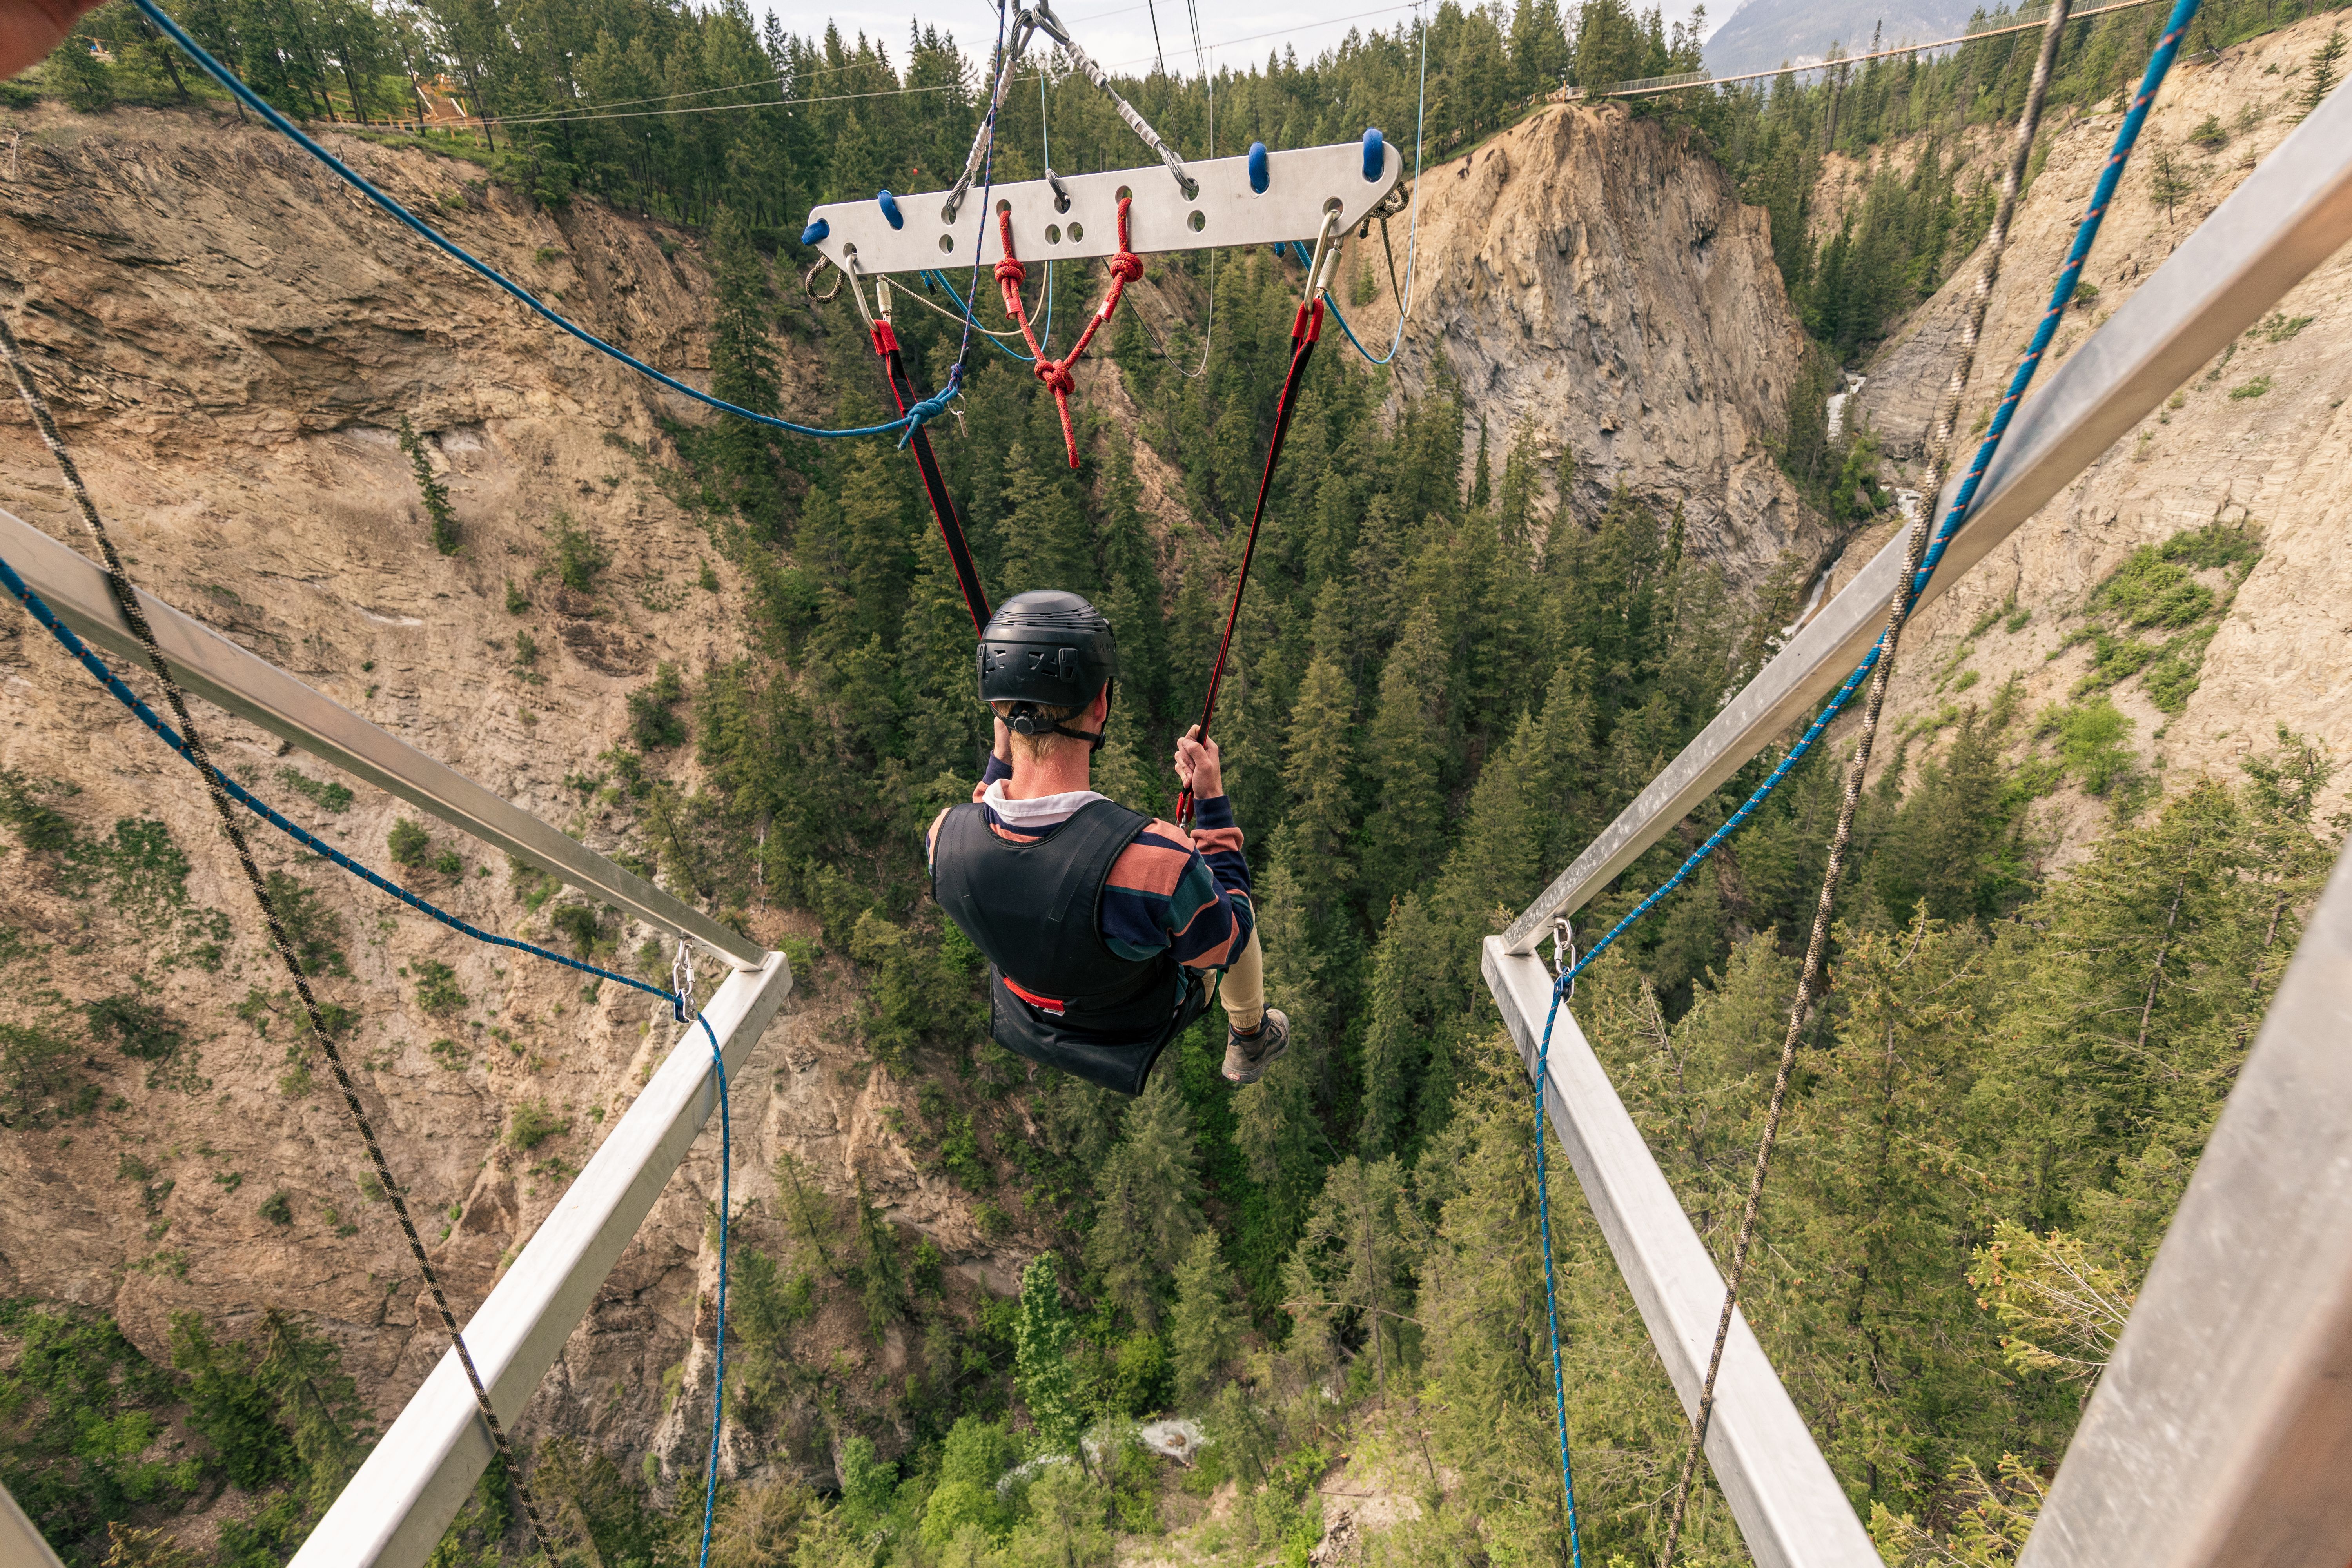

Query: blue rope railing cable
left=1534, top=927, right=1586, bottom=1568
left=1552, top=0, right=2198, bottom=997
left=130, top=0, right=919, bottom=443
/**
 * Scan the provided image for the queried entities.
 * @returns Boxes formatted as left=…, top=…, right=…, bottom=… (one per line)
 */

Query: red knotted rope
left=995, top=195, right=1145, bottom=468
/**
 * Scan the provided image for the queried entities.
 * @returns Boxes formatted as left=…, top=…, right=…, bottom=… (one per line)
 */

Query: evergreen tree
left=997, top=443, right=1094, bottom=595
left=254, top=1308, right=373, bottom=1515
left=1015, top=1254, right=1083, bottom=1459
left=706, top=206, right=785, bottom=534
left=1167, top=1231, right=1244, bottom=1404
left=1357, top=604, right=1448, bottom=918
left=2298, top=27, right=2344, bottom=118
left=1281, top=1156, right=1416, bottom=1401
left=1358, top=893, right=1451, bottom=1160
left=853, top=1173, right=905, bottom=1340
left=1278, top=652, right=1357, bottom=922
left=397, top=416, right=460, bottom=555
left=1084, top=1074, right=1207, bottom=1328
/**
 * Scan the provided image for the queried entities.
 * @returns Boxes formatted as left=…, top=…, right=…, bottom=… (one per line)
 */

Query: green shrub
left=86, top=995, right=182, bottom=1061
left=506, top=1098, right=570, bottom=1151
left=261, top=872, right=348, bottom=977
left=259, top=1191, right=294, bottom=1227
left=628, top=662, right=688, bottom=749
left=277, top=769, right=354, bottom=813
left=411, top=958, right=466, bottom=1016
left=550, top=902, right=609, bottom=957
left=505, top=578, right=531, bottom=614
left=552, top=513, right=610, bottom=592
left=0, top=767, right=79, bottom=851
left=2228, top=375, right=2272, bottom=400
left=388, top=818, right=431, bottom=868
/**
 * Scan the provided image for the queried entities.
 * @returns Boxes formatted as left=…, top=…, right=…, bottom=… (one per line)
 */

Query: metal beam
left=290, top=951, right=793, bottom=1568
left=1504, top=83, right=2352, bottom=954
left=0, top=506, right=762, bottom=968
left=2, top=1479, right=67, bottom=1568
left=2016, top=840, right=2352, bottom=1568
left=1482, top=938, right=1880, bottom=1568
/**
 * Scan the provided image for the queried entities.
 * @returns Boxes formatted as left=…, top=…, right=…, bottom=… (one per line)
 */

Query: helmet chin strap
left=1005, top=681, right=1113, bottom=753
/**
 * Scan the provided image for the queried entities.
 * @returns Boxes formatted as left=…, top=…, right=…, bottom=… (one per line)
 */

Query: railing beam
left=0, top=506, right=763, bottom=968
left=1482, top=938, right=1880, bottom=1568
left=290, top=951, right=793, bottom=1568
left=2015, top=838, right=2352, bottom=1568
left=1503, top=85, right=2352, bottom=954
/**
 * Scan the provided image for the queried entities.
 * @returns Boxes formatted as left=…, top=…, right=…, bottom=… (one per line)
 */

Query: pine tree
left=1282, top=1155, right=1416, bottom=1402
left=1358, top=893, right=1450, bottom=1160
left=396, top=416, right=460, bottom=556
left=1096, top=444, right=1169, bottom=730
left=1168, top=1231, right=1244, bottom=1404
left=706, top=207, right=785, bottom=534
left=254, top=1308, right=373, bottom=1515
left=854, top=1172, right=905, bottom=1341
left=52, top=25, right=114, bottom=112
left=1278, top=652, right=1357, bottom=922
left=997, top=442, right=1094, bottom=596
left=836, top=443, right=915, bottom=648
left=1357, top=604, right=1448, bottom=918
left=1084, top=1074, right=1206, bottom=1328
left=1015, top=1254, right=1083, bottom=1460
left=2299, top=27, right=2345, bottom=119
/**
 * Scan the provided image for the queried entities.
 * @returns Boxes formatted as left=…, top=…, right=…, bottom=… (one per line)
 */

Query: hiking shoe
left=1222, top=1008, right=1291, bottom=1085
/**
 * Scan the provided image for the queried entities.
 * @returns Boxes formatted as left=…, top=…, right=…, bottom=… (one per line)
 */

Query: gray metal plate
left=806, top=140, right=1400, bottom=277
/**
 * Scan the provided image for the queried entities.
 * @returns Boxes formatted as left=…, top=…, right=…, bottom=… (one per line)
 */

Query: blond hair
left=991, top=699, right=1086, bottom=766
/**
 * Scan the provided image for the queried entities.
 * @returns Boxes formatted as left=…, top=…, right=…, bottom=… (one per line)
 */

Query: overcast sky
left=758, top=0, right=1719, bottom=88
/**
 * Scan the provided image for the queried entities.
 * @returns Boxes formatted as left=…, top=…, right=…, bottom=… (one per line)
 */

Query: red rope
left=1175, top=296, right=1325, bottom=828
left=995, top=197, right=1145, bottom=468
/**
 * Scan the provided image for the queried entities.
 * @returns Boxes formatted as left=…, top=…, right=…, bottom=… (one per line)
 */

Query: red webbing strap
left=1175, top=296, right=1325, bottom=828
left=871, top=319, right=990, bottom=632
left=994, top=198, right=1145, bottom=469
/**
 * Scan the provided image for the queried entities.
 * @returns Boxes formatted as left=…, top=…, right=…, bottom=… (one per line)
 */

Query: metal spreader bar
left=0, top=505, right=763, bottom=968
left=805, top=137, right=1402, bottom=278
left=1501, top=80, right=2352, bottom=955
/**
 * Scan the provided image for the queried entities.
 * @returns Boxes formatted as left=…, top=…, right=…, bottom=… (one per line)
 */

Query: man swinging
left=928, top=590, right=1289, bottom=1095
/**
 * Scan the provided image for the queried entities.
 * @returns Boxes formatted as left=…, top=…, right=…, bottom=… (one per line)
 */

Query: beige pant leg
left=1218, top=922, right=1266, bottom=1034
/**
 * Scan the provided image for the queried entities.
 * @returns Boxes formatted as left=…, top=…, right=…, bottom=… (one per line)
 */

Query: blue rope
left=1550, top=0, right=2197, bottom=998
left=129, top=0, right=915, bottom=442
left=695, top=1009, right=730, bottom=1568
left=1522, top=0, right=2199, bottom=1539
left=924, top=273, right=1035, bottom=361
left=1534, top=964, right=1584, bottom=1568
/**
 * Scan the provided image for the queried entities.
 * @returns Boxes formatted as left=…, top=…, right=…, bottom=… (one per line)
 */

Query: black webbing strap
left=872, top=320, right=991, bottom=632
left=1176, top=295, right=1324, bottom=826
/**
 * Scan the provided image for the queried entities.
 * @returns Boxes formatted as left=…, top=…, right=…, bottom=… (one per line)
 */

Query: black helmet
left=978, top=590, right=1118, bottom=749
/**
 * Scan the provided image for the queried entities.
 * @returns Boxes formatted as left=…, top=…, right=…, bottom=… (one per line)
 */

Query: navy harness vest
left=931, top=799, right=1210, bottom=1096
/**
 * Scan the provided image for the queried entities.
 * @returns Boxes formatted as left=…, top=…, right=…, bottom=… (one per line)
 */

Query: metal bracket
left=806, top=140, right=1401, bottom=279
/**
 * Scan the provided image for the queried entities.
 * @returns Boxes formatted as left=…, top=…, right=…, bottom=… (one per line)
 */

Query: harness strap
left=1176, top=295, right=1323, bottom=827
left=995, top=197, right=1146, bottom=469
left=869, top=319, right=991, bottom=632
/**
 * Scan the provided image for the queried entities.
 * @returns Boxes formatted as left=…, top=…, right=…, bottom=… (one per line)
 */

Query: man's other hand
left=1174, top=725, right=1223, bottom=801
left=4, top=0, right=110, bottom=82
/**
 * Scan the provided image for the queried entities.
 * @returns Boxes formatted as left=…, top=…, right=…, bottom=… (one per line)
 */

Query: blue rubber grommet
left=800, top=216, right=830, bottom=246
left=878, top=190, right=904, bottom=230
left=1362, top=127, right=1385, bottom=181
left=1248, top=141, right=1270, bottom=194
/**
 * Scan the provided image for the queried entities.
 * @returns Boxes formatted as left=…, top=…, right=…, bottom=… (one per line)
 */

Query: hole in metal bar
left=938, top=234, right=954, bottom=253
left=1068, top=221, right=1083, bottom=243
left=1045, top=223, right=1062, bottom=244
left=997, top=198, right=1012, bottom=214
left=1188, top=210, right=1205, bottom=232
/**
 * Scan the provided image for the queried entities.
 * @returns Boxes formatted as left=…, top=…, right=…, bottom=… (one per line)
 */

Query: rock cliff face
left=1842, top=12, right=2352, bottom=841
left=1339, top=103, right=1831, bottom=592
left=0, top=101, right=1022, bottom=1523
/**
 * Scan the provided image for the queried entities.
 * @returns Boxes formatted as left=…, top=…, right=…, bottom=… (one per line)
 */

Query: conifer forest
left=11, top=0, right=2352, bottom=1564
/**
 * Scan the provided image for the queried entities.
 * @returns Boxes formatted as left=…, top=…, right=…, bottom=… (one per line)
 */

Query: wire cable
left=1325, top=2, right=1425, bottom=366
left=131, top=0, right=918, bottom=442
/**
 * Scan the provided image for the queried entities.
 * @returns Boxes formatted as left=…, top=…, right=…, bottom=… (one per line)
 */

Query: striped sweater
left=926, top=754, right=1255, bottom=971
